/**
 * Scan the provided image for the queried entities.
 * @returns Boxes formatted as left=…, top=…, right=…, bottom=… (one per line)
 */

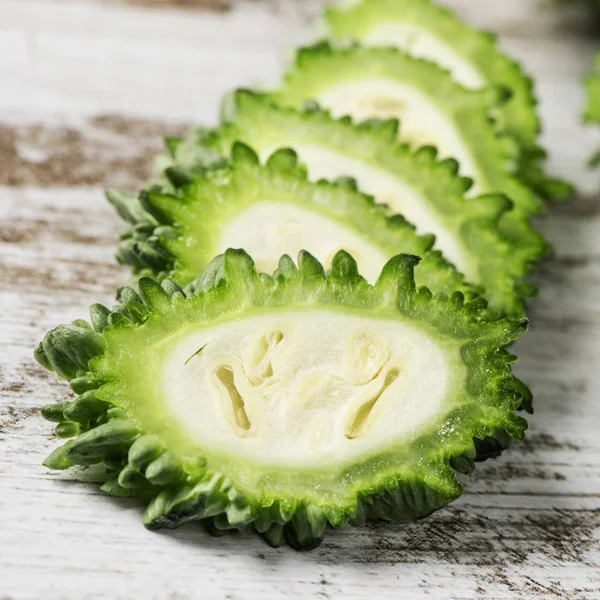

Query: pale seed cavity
left=345, top=331, right=390, bottom=385
left=246, top=330, right=285, bottom=386
left=208, top=328, right=403, bottom=443
left=215, top=365, right=252, bottom=434
left=359, top=95, right=407, bottom=117
left=345, top=366, right=401, bottom=440
left=167, top=311, right=449, bottom=463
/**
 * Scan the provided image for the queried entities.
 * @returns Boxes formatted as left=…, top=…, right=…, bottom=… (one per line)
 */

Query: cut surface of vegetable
left=323, top=0, right=572, bottom=201
left=108, top=142, right=471, bottom=300
left=36, top=249, right=529, bottom=549
left=164, top=90, right=537, bottom=316
left=273, top=43, right=548, bottom=267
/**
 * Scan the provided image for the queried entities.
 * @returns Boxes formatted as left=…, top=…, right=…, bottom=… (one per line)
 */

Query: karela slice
left=322, top=0, right=572, bottom=202
left=161, top=89, right=531, bottom=317
left=36, top=248, right=528, bottom=549
left=272, top=43, right=549, bottom=271
left=108, top=142, right=471, bottom=300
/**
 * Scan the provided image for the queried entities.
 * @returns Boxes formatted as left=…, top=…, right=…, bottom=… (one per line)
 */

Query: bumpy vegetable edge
left=273, top=43, right=550, bottom=271
left=157, top=88, right=536, bottom=317
left=36, top=249, right=530, bottom=550
left=107, top=141, right=474, bottom=303
left=323, top=0, right=573, bottom=201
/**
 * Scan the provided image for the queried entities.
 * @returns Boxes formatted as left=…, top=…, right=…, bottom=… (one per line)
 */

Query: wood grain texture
left=1, top=0, right=599, bottom=598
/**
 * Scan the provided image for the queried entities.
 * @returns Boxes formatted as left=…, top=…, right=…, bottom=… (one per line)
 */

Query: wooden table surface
left=1, top=1, right=600, bottom=598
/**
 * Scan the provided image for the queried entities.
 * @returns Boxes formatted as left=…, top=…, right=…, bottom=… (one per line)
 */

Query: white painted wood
left=0, top=1, right=599, bottom=598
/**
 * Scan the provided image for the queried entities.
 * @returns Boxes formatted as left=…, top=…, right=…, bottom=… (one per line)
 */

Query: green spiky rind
left=323, top=0, right=573, bottom=202
left=273, top=43, right=549, bottom=269
left=160, top=89, right=535, bottom=317
left=36, top=249, right=528, bottom=549
left=109, top=141, right=474, bottom=302
left=516, top=151, right=574, bottom=203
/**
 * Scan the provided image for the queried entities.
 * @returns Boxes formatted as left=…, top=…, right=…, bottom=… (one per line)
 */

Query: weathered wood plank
left=1, top=0, right=599, bottom=598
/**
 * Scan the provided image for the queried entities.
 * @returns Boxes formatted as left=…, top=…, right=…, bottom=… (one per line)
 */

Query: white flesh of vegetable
left=162, top=310, right=452, bottom=467
left=364, top=24, right=485, bottom=89
left=216, top=201, right=389, bottom=283
left=316, top=79, right=483, bottom=195
left=259, top=144, right=475, bottom=279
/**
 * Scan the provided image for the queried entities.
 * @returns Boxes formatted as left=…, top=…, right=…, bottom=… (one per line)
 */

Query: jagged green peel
left=272, top=43, right=550, bottom=277
left=322, top=0, right=572, bottom=201
left=160, top=89, right=535, bottom=317
left=37, top=249, right=529, bottom=549
left=108, top=141, right=475, bottom=304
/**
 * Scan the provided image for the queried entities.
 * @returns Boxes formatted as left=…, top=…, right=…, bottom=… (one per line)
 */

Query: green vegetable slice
left=108, top=141, right=472, bottom=301
left=36, top=248, right=528, bottom=549
left=322, top=0, right=572, bottom=201
left=272, top=43, right=549, bottom=273
left=162, top=89, right=534, bottom=317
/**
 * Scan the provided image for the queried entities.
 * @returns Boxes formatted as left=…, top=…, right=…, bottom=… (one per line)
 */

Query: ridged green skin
left=273, top=43, right=549, bottom=274
left=585, top=55, right=600, bottom=167
left=323, top=0, right=572, bottom=202
left=108, top=141, right=473, bottom=301
left=36, top=249, right=529, bottom=549
left=160, top=89, right=533, bottom=317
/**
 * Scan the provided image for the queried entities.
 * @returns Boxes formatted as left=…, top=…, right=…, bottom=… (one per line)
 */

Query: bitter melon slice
left=322, top=0, right=572, bottom=201
left=272, top=43, right=549, bottom=273
left=108, top=142, right=472, bottom=301
left=36, top=249, right=528, bottom=549
left=160, top=89, right=534, bottom=316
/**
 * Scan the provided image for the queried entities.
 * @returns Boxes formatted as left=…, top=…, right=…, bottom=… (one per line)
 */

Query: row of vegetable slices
left=37, top=0, right=567, bottom=549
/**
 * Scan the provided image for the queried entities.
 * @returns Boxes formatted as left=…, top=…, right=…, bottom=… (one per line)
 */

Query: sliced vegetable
left=36, top=249, right=528, bottom=549
left=322, top=0, right=572, bottom=201
left=272, top=43, right=549, bottom=278
left=108, top=142, right=472, bottom=300
left=160, top=89, right=536, bottom=316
